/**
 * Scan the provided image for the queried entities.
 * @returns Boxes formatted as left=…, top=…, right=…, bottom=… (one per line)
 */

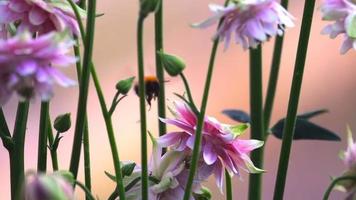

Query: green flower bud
left=158, top=50, right=186, bottom=77
left=193, top=186, right=212, bottom=200
left=54, top=113, right=71, bottom=133
left=116, top=76, right=135, bottom=95
left=139, top=0, right=161, bottom=18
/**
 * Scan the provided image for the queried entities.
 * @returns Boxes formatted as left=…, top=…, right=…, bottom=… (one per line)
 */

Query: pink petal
left=203, top=142, right=217, bottom=165
left=29, top=6, right=48, bottom=26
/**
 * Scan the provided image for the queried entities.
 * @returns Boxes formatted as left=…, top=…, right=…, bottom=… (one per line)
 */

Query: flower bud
left=54, top=113, right=71, bottom=133
left=116, top=76, right=135, bottom=95
left=193, top=186, right=212, bottom=200
left=158, top=51, right=186, bottom=77
left=24, top=172, right=74, bottom=200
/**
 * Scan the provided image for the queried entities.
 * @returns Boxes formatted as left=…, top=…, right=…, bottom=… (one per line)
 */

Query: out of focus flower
left=0, top=24, right=8, bottom=39
left=158, top=101, right=264, bottom=191
left=193, top=0, right=294, bottom=50
left=0, top=0, right=86, bottom=35
left=24, top=171, right=75, bottom=200
left=122, top=135, right=211, bottom=200
left=321, top=0, right=356, bottom=54
left=0, top=31, right=76, bottom=105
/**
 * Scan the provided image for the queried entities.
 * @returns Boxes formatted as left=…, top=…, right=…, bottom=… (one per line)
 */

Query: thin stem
left=323, top=176, right=356, bottom=200
left=75, top=180, right=96, bottom=200
left=273, top=0, right=316, bottom=199
left=91, top=65, right=126, bottom=200
left=183, top=28, right=220, bottom=200
left=137, top=16, right=149, bottom=200
left=248, top=45, right=264, bottom=200
left=83, top=121, right=92, bottom=198
left=180, top=73, right=198, bottom=113
left=154, top=0, right=167, bottom=138
left=69, top=0, right=96, bottom=179
left=263, top=0, right=289, bottom=137
left=225, top=170, right=233, bottom=200
left=47, top=117, right=59, bottom=171
left=37, top=101, right=49, bottom=172
left=69, top=2, right=125, bottom=199
left=0, top=108, right=12, bottom=150
left=10, top=101, right=30, bottom=200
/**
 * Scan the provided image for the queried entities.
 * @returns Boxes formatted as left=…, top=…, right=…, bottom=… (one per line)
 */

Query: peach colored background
left=1, top=0, right=356, bottom=199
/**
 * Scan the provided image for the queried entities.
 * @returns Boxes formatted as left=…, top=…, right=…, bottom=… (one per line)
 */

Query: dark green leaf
left=105, top=171, right=117, bottom=182
left=298, top=109, right=328, bottom=120
left=271, top=118, right=341, bottom=141
left=122, top=163, right=136, bottom=177
left=222, top=109, right=251, bottom=123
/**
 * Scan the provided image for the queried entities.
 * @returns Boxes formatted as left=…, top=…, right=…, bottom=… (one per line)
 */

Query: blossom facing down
left=121, top=135, right=211, bottom=200
left=193, top=0, right=295, bottom=50
left=0, top=0, right=86, bottom=35
left=0, top=31, right=76, bottom=105
left=158, top=101, right=264, bottom=191
left=321, top=0, right=356, bottom=54
left=24, top=171, right=75, bottom=200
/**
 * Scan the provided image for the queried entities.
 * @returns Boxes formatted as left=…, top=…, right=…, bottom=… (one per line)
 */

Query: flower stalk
left=47, top=117, right=59, bottom=171
left=248, top=45, right=264, bottom=200
left=137, top=15, right=149, bottom=200
left=10, top=101, right=30, bottom=200
left=225, top=170, right=233, bottom=200
left=273, top=0, right=316, bottom=199
left=323, top=176, right=356, bottom=200
left=37, top=101, right=49, bottom=172
left=155, top=1, right=167, bottom=138
left=69, top=0, right=96, bottom=180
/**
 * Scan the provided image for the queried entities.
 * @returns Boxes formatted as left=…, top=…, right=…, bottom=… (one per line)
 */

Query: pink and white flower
left=158, top=101, right=264, bottom=191
left=0, top=31, right=76, bottom=105
left=321, top=0, right=356, bottom=54
left=0, top=0, right=85, bottom=35
left=193, top=0, right=294, bottom=50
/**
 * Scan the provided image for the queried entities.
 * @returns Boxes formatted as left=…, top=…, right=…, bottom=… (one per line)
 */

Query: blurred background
left=1, top=0, right=356, bottom=199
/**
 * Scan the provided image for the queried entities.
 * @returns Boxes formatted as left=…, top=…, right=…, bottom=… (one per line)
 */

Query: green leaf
left=122, top=163, right=136, bottom=177
left=54, top=113, right=71, bottom=133
left=271, top=118, right=341, bottom=141
left=346, top=13, right=356, bottom=38
left=104, top=171, right=117, bottom=182
left=222, top=109, right=251, bottom=123
left=297, top=109, right=328, bottom=120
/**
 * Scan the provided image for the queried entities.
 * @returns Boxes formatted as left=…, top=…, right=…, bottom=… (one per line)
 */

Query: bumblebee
left=134, top=76, right=160, bottom=108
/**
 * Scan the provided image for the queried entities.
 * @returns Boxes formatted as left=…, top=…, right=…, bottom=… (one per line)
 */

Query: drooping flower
left=120, top=135, right=211, bottom=200
left=193, top=0, right=295, bottom=50
left=158, top=101, right=264, bottom=191
left=24, top=171, right=75, bottom=200
left=0, top=0, right=86, bottom=35
left=321, top=0, right=356, bottom=54
left=0, top=31, right=76, bottom=105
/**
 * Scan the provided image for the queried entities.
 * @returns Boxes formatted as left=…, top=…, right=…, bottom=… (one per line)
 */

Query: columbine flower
left=121, top=135, right=211, bottom=200
left=24, top=171, right=75, bottom=200
left=0, top=31, right=76, bottom=105
left=0, top=0, right=86, bottom=35
left=335, top=127, right=356, bottom=199
left=158, top=101, right=264, bottom=191
left=193, top=0, right=294, bottom=49
left=321, top=0, right=356, bottom=54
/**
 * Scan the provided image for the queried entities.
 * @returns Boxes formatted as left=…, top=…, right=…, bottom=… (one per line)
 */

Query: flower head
left=0, top=0, right=85, bottom=35
left=321, top=0, right=356, bottom=54
left=24, top=171, right=75, bottom=200
left=158, top=101, right=264, bottom=191
left=0, top=31, right=76, bottom=105
left=193, top=0, right=294, bottom=50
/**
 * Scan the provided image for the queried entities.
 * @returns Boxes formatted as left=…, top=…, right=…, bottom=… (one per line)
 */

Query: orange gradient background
left=1, top=0, right=356, bottom=199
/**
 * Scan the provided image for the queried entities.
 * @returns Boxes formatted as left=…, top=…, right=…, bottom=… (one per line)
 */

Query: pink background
left=1, top=0, right=356, bottom=199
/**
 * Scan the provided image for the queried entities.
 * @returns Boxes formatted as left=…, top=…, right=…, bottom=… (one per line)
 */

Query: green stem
left=248, top=45, right=264, bottom=200
left=47, top=117, right=59, bottom=171
left=37, top=101, right=49, bottom=172
left=273, top=1, right=316, bottom=199
left=91, top=65, right=126, bottom=200
left=137, top=16, right=149, bottom=200
left=10, top=101, right=30, bottom=200
left=323, top=176, right=356, bottom=200
left=263, top=0, right=289, bottom=137
left=75, top=180, right=96, bottom=200
left=180, top=73, right=198, bottom=114
left=83, top=121, right=92, bottom=198
left=225, top=170, right=233, bottom=200
left=154, top=1, right=167, bottom=138
left=0, top=108, right=12, bottom=150
left=183, top=29, right=220, bottom=200
left=69, top=2, right=125, bottom=199
left=69, top=0, right=96, bottom=179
